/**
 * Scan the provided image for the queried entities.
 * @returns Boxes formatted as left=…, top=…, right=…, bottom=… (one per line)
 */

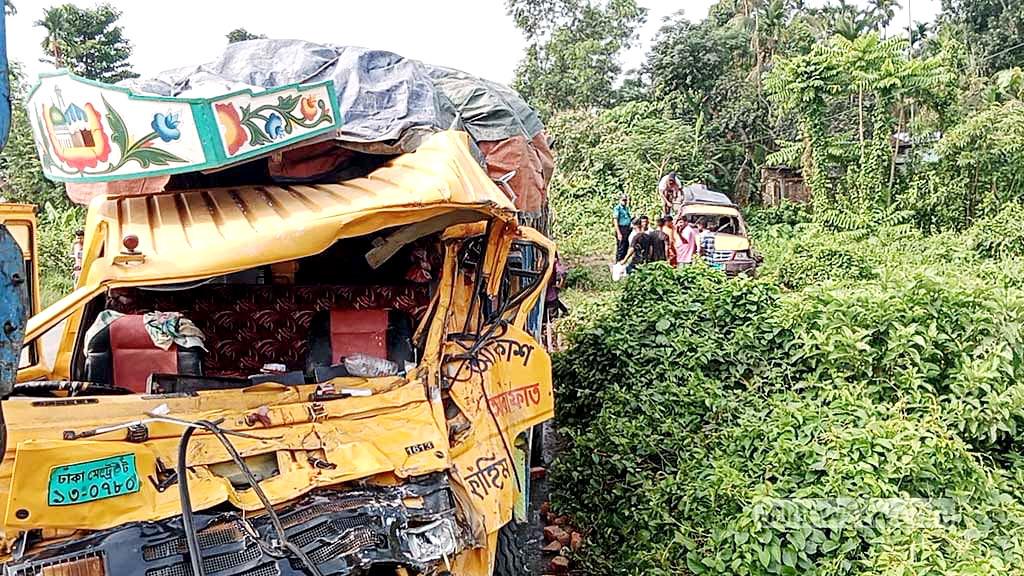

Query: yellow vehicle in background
left=3, top=69, right=555, bottom=575
left=676, top=185, right=762, bottom=276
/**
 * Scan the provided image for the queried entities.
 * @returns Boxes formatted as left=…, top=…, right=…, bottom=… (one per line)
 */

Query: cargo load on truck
left=29, top=40, right=553, bottom=221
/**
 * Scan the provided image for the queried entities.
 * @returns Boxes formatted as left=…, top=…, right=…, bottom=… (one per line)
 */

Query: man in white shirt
left=658, top=172, right=681, bottom=215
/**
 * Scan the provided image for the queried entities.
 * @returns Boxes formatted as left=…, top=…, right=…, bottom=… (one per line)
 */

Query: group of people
left=613, top=194, right=714, bottom=273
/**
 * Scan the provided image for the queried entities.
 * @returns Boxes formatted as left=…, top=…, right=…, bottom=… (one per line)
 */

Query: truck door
left=0, top=225, right=28, bottom=396
left=0, top=205, right=40, bottom=383
left=430, top=222, right=556, bottom=531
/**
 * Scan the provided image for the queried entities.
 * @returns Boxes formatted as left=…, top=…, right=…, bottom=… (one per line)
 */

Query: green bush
left=551, top=258, right=1024, bottom=576
left=773, top=238, right=877, bottom=290
left=968, top=203, right=1024, bottom=259
left=745, top=201, right=813, bottom=238
left=38, top=202, right=85, bottom=306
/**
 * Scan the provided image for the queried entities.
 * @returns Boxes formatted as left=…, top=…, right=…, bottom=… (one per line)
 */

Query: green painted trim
left=190, top=101, right=223, bottom=170
left=29, top=69, right=335, bottom=107
left=29, top=70, right=343, bottom=184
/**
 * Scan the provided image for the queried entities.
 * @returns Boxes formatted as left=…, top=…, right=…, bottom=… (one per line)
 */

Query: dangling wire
left=176, top=426, right=206, bottom=576
left=162, top=414, right=324, bottom=576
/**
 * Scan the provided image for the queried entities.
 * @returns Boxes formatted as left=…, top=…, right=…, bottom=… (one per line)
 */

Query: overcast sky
left=6, top=0, right=941, bottom=86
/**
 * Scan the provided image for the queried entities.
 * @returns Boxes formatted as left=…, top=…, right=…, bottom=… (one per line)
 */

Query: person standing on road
left=71, top=229, right=85, bottom=285
left=546, top=253, right=570, bottom=319
left=697, top=219, right=715, bottom=262
left=628, top=217, right=639, bottom=246
left=647, top=216, right=670, bottom=263
left=618, top=219, right=652, bottom=274
left=662, top=216, right=679, bottom=266
left=675, top=217, right=697, bottom=265
left=612, top=195, right=632, bottom=262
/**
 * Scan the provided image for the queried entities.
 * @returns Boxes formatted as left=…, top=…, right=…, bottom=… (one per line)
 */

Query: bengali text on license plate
left=48, top=454, right=140, bottom=506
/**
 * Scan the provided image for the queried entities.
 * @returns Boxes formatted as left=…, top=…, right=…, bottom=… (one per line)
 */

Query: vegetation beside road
left=551, top=217, right=1024, bottom=574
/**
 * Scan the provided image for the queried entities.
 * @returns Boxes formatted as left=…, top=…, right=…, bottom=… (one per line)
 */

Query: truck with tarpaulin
left=0, top=40, right=556, bottom=576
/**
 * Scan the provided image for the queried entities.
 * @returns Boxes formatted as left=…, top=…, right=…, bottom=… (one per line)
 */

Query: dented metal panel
left=79, top=131, right=516, bottom=287
left=0, top=226, right=27, bottom=396
left=3, top=474, right=467, bottom=576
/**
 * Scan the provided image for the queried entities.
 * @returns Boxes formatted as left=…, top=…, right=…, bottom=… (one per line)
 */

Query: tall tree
left=942, top=0, right=1024, bottom=74
left=36, top=3, right=137, bottom=83
left=0, top=64, right=66, bottom=207
left=226, top=28, right=267, bottom=43
left=865, top=0, right=901, bottom=31
left=765, top=33, right=953, bottom=207
left=507, top=0, right=646, bottom=118
left=647, top=14, right=749, bottom=110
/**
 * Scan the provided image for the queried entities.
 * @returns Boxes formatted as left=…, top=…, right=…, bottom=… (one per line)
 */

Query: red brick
left=531, top=466, right=547, bottom=480
left=570, top=532, right=583, bottom=552
left=543, top=525, right=567, bottom=543
left=541, top=540, right=563, bottom=554
left=549, top=556, right=571, bottom=573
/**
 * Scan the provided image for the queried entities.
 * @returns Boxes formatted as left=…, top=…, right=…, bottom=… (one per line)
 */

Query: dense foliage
left=942, top=0, right=1024, bottom=74
left=552, top=233, right=1024, bottom=574
left=506, top=0, right=647, bottom=118
left=35, top=3, right=138, bottom=83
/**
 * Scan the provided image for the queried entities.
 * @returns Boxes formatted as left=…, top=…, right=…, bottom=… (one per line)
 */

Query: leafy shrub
left=564, top=260, right=615, bottom=292
left=773, top=237, right=876, bottom=290
left=551, top=256, right=1024, bottom=576
left=745, top=201, right=813, bottom=237
left=38, top=202, right=85, bottom=306
left=968, top=203, right=1024, bottom=259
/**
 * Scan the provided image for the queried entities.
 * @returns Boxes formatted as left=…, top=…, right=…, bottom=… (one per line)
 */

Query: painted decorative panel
left=210, top=84, right=336, bottom=158
left=27, top=72, right=341, bottom=183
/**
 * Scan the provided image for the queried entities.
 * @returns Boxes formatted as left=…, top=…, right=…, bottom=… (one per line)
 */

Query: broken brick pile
left=539, top=500, right=582, bottom=574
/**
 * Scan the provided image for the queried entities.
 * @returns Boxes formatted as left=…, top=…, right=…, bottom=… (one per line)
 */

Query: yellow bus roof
left=79, top=131, right=516, bottom=287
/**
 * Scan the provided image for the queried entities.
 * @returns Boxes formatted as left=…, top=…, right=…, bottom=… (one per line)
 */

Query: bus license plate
left=48, top=454, right=140, bottom=506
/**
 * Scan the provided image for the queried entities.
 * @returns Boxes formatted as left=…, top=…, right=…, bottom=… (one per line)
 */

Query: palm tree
left=35, top=6, right=72, bottom=69
left=807, top=0, right=869, bottom=41
left=866, top=0, right=901, bottom=32
left=908, top=21, right=931, bottom=53
left=832, top=13, right=868, bottom=40
left=728, top=0, right=792, bottom=88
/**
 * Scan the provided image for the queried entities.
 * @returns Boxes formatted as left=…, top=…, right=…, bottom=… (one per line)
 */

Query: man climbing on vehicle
left=658, top=172, right=681, bottom=216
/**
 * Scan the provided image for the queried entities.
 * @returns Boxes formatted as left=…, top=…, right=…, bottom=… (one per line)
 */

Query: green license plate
left=711, top=262, right=725, bottom=270
left=48, top=454, right=140, bottom=506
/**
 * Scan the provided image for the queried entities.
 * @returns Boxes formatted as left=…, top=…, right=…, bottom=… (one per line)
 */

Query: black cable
left=198, top=421, right=325, bottom=576
left=462, top=224, right=493, bottom=334
left=444, top=320, right=523, bottom=493
left=174, top=419, right=322, bottom=576
left=176, top=426, right=206, bottom=576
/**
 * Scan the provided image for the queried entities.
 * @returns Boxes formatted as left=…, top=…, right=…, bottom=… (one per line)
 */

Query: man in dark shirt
left=646, top=216, right=670, bottom=262
left=618, top=218, right=652, bottom=274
